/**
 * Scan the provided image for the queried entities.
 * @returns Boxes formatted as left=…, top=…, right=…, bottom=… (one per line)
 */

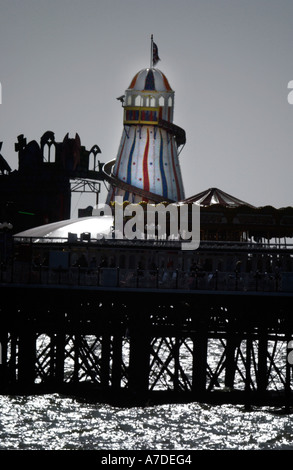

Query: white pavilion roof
left=14, top=215, right=114, bottom=241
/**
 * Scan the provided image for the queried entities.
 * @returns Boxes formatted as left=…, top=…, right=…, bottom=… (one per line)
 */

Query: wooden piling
left=128, top=309, right=150, bottom=398
left=111, top=334, right=123, bottom=389
left=245, top=326, right=252, bottom=410
left=18, top=329, right=36, bottom=388
left=0, top=331, right=8, bottom=387
left=52, top=331, right=65, bottom=385
left=73, top=333, right=81, bottom=384
left=224, top=314, right=239, bottom=389
left=257, top=323, right=268, bottom=395
left=192, top=313, right=208, bottom=399
left=101, top=332, right=111, bottom=388
left=285, top=331, right=292, bottom=413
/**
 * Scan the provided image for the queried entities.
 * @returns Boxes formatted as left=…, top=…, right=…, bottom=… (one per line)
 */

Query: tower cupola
left=124, top=68, right=175, bottom=124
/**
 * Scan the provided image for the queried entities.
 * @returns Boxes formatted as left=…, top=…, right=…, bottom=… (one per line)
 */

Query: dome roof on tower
left=128, top=68, right=172, bottom=92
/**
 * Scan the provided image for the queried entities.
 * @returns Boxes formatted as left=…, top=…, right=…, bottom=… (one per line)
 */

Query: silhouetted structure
left=0, top=132, right=104, bottom=234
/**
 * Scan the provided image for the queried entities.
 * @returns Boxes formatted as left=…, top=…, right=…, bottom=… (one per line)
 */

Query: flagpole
left=150, top=34, right=153, bottom=68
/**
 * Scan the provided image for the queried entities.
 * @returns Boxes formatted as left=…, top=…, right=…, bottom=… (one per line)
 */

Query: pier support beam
left=50, top=331, right=65, bottom=385
left=257, top=324, right=268, bottom=395
left=285, top=331, right=292, bottom=412
left=225, top=315, right=240, bottom=389
left=245, top=327, right=252, bottom=410
left=112, top=334, right=123, bottom=389
left=0, top=330, right=8, bottom=387
left=128, top=310, right=150, bottom=399
left=101, top=332, right=111, bottom=388
left=18, top=329, right=36, bottom=388
left=73, top=333, right=81, bottom=384
left=192, top=314, right=208, bottom=399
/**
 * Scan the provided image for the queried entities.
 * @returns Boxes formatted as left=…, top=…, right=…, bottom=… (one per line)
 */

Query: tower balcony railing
left=124, top=106, right=159, bottom=125
left=1, top=261, right=292, bottom=294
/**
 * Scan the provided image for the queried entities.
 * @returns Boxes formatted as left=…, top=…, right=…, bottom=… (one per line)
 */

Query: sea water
left=0, top=394, right=292, bottom=451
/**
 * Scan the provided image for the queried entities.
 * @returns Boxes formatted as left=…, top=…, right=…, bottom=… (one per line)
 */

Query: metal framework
left=70, top=179, right=101, bottom=194
left=0, top=284, right=292, bottom=410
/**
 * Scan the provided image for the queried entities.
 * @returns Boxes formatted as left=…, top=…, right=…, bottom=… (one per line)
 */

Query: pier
left=1, top=237, right=293, bottom=410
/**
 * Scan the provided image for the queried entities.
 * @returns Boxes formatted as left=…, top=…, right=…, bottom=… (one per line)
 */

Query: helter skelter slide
left=104, top=36, right=186, bottom=205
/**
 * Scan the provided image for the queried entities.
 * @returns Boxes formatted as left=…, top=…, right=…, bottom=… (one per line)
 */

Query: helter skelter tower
left=104, top=36, right=186, bottom=204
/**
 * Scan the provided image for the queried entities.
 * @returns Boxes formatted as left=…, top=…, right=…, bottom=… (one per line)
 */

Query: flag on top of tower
left=152, top=41, right=160, bottom=66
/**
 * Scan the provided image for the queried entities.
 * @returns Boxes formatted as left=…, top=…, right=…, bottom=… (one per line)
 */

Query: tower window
left=150, top=97, right=156, bottom=107
left=159, top=96, right=165, bottom=107
left=43, top=141, right=56, bottom=163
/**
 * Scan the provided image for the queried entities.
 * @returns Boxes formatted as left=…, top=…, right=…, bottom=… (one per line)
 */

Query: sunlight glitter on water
left=0, top=395, right=292, bottom=450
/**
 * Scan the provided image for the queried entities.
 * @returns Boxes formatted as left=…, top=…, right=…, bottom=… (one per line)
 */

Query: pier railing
left=12, top=236, right=293, bottom=251
left=1, top=262, right=292, bottom=293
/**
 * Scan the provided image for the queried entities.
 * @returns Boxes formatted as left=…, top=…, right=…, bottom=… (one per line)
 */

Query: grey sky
left=1, top=0, right=293, bottom=217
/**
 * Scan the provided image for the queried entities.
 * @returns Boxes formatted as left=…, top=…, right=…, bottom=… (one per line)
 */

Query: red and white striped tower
left=105, top=37, right=186, bottom=204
